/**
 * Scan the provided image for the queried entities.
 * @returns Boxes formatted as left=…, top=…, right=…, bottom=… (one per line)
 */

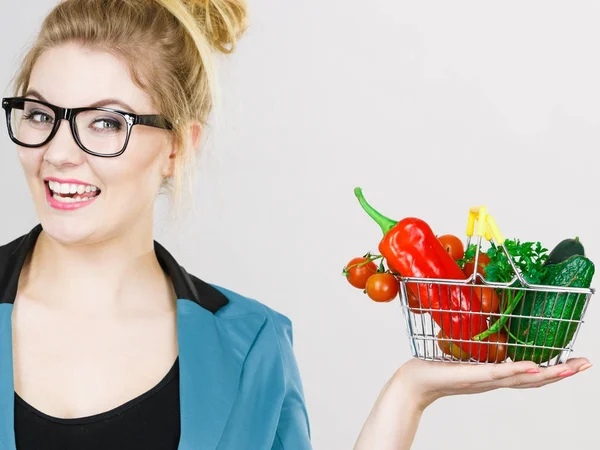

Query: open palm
left=396, top=357, right=592, bottom=408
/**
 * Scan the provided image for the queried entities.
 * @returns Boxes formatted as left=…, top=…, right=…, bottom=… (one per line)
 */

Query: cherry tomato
left=475, top=286, right=500, bottom=314
left=485, top=331, right=509, bottom=363
left=462, top=253, right=491, bottom=280
left=344, top=257, right=377, bottom=289
left=365, top=273, right=399, bottom=303
left=405, top=284, right=423, bottom=314
left=382, top=261, right=421, bottom=311
left=437, top=330, right=470, bottom=361
left=438, top=234, right=465, bottom=260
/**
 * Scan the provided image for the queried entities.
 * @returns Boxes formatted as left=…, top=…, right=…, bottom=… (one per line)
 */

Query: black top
left=14, top=357, right=181, bottom=449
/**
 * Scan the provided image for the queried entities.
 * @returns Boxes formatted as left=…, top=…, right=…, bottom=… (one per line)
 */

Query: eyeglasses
left=1, top=97, right=173, bottom=158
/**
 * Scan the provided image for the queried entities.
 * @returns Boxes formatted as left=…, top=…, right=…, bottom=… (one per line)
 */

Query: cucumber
left=543, top=237, right=585, bottom=266
left=508, top=255, right=594, bottom=363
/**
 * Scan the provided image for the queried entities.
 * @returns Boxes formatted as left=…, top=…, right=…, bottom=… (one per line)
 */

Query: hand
left=394, top=356, right=592, bottom=410
left=354, top=357, right=592, bottom=450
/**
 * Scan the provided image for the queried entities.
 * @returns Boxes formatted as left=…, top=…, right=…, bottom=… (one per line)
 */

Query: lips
left=43, top=178, right=101, bottom=211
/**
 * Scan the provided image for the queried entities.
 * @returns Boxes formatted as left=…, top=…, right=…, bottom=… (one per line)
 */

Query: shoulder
left=208, top=281, right=294, bottom=338
left=0, top=226, right=41, bottom=294
left=194, top=281, right=300, bottom=384
left=0, top=228, right=33, bottom=259
left=188, top=276, right=296, bottom=353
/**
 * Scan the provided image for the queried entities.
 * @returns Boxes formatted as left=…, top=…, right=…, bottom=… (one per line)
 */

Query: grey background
left=2, top=1, right=599, bottom=449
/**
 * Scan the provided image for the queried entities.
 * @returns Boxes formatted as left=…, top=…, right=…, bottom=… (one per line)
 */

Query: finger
left=532, top=357, right=591, bottom=378
left=479, top=357, right=591, bottom=390
left=480, top=371, right=562, bottom=390
left=515, top=363, right=593, bottom=389
left=518, top=358, right=592, bottom=388
left=483, top=357, right=591, bottom=382
left=514, top=377, right=564, bottom=389
left=452, top=361, right=541, bottom=385
left=512, top=370, right=579, bottom=389
left=555, top=357, right=591, bottom=373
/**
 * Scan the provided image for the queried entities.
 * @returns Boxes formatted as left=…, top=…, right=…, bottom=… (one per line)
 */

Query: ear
left=190, top=121, right=202, bottom=149
left=161, top=121, right=202, bottom=178
left=161, top=137, right=177, bottom=178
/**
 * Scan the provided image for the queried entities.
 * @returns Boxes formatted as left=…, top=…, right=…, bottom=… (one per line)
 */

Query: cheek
left=18, top=148, right=45, bottom=187
left=99, top=134, right=168, bottom=197
left=18, top=148, right=44, bottom=173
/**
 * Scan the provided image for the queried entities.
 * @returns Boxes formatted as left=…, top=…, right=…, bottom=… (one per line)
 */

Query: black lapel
left=0, top=224, right=41, bottom=305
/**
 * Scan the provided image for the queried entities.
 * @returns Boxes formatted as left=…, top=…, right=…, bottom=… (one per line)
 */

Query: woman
left=0, top=0, right=590, bottom=449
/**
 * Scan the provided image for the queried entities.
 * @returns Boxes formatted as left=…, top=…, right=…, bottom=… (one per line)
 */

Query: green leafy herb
left=455, top=243, right=478, bottom=268
left=485, top=239, right=548, bottom=284
left=472, top=238, right=549, bottom=342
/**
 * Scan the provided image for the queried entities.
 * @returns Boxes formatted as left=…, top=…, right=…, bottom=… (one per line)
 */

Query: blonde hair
left=13, top=0, right=247, bottom=216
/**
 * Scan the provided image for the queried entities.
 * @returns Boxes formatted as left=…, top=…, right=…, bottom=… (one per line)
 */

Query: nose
left=42, top=119, right=86, bottom=168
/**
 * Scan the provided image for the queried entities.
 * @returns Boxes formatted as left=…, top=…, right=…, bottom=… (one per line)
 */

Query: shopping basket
left=396, top=206, right=595, bottom=366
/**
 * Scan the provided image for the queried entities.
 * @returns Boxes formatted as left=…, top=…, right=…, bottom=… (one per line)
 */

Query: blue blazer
left=0, top=225, right=313, bottom=449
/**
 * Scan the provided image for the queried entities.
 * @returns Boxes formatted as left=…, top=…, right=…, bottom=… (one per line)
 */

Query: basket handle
left=466, top=206, right=505, bottom=244
left=465, top=207, right=541, bottom=289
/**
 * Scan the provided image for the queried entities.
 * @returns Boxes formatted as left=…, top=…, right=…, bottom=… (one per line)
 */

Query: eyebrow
left=24, top=89, right=138, bottom=113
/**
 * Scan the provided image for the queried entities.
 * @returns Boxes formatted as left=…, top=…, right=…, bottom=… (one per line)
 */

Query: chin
left=38, top=215, right=102, bottom=246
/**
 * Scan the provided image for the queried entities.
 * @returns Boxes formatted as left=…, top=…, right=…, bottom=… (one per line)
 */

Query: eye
left=23, top=111, right=54, bottom=124
left=90, top=118, right=122, bottom=132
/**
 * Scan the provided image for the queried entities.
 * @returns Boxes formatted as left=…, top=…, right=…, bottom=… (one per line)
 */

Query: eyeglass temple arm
left=136, top=115, right=173, bottom=131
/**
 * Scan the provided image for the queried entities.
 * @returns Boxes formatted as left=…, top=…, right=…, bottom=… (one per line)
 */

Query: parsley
left=456, top=244, right=478, bottom=268
left=471, top=238, right=549, bottom=342
left=485, top=239, right=548, bottom=285
left=457, top=239, right=548, bottom=284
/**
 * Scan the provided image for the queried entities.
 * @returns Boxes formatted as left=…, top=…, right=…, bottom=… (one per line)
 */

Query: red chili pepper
left=355, top=188, right=490, bottom=362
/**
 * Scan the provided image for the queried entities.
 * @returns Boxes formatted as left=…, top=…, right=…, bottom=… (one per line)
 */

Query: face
left=18, top=43, right=175, bottom=245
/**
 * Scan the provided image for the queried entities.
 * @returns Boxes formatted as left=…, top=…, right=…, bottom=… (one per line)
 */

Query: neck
left=19, top=221, right=175, bottom=315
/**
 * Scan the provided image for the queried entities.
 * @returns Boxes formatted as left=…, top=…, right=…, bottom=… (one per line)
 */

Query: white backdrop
left=1, top=1, right=599, bottom=449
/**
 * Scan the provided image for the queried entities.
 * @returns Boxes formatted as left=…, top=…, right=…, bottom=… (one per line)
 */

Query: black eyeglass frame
left=1, top=97, right=173, bottom=158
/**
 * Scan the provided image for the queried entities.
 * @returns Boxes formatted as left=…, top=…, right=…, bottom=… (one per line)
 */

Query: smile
left=44, top=179, right=102, bottom=210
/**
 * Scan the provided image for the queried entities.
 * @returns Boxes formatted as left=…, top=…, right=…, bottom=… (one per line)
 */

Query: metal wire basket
left=396, top=207, right=595, bottom=366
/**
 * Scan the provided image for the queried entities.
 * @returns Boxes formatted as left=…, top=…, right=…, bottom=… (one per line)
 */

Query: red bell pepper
left=355, top=188, right=490, bottom=362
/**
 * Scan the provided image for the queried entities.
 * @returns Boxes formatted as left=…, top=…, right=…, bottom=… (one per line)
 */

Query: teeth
left=52, top=194, right=92, bottom=203
left=53, top=193, right=67, bottom=203
left=48, top=180, right=99, bottom=196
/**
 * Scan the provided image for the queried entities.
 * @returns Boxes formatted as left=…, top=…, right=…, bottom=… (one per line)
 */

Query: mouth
left=45, top=180, right=102, bottom=204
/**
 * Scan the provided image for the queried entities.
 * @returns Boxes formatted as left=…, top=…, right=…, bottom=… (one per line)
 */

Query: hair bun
left=185, top=0, right=247, bottom=53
